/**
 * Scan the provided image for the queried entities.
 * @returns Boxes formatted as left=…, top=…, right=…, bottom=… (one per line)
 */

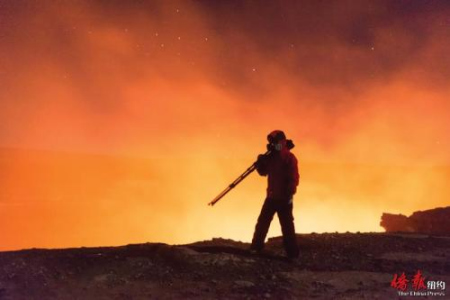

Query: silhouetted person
left=250, top=130, right=300, bottom=259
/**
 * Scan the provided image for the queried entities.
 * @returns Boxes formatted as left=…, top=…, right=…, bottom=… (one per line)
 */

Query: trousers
left=251, top=197, right=299, bottom=258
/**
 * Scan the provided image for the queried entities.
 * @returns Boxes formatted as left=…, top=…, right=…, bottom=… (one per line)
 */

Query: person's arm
left=255, top=154, right=269, bottom=176
left=287, top=154, right=299, bottom=196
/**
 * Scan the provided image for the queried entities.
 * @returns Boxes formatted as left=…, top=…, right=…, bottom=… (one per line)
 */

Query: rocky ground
left=1, top=233, right=449, bottom=299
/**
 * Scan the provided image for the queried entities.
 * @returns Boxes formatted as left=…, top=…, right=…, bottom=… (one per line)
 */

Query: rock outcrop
left=381, top=206, right=450, bottom=235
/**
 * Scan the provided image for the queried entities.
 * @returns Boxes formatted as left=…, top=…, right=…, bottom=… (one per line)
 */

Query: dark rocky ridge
left=381, top=206, right=450, bottom=235
left=1, top=233, right=449, bottom=299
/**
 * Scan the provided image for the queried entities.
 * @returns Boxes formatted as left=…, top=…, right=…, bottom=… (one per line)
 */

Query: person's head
left=267, top=130, right=287, bottom=151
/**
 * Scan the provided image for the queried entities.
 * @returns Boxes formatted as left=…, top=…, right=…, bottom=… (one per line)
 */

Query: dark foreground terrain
left=1, top=233, right=449, bottom=299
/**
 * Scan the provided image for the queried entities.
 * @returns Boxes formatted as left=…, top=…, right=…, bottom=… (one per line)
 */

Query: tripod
left=208, top=139, right=295, bottom=206
left=208, top=150, right=270, bottom=206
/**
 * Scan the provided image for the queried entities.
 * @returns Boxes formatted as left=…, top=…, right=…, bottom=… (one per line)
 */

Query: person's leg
left=251, top=198, right=276, bottom=251
left=277, top=201, right=299, bottom=258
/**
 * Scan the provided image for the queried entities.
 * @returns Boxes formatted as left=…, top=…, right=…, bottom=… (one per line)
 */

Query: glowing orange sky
left=1, top=1, right=449, bottom=251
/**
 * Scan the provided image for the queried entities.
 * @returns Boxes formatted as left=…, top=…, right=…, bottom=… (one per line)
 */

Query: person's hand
left=282, top=192, right=293, bottom=204
left=256, top=154, right=266, bottom=167
left=257, top=154, right=266, bottom=160
left=288, top=195, right=293, bottom=205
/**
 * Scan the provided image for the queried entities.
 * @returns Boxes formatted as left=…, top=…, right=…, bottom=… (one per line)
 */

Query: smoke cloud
left=1, top=0, right=449, bottom=250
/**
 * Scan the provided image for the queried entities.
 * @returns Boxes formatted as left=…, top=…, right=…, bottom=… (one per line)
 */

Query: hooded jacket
left=255, top=147, right=299, bottom=200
